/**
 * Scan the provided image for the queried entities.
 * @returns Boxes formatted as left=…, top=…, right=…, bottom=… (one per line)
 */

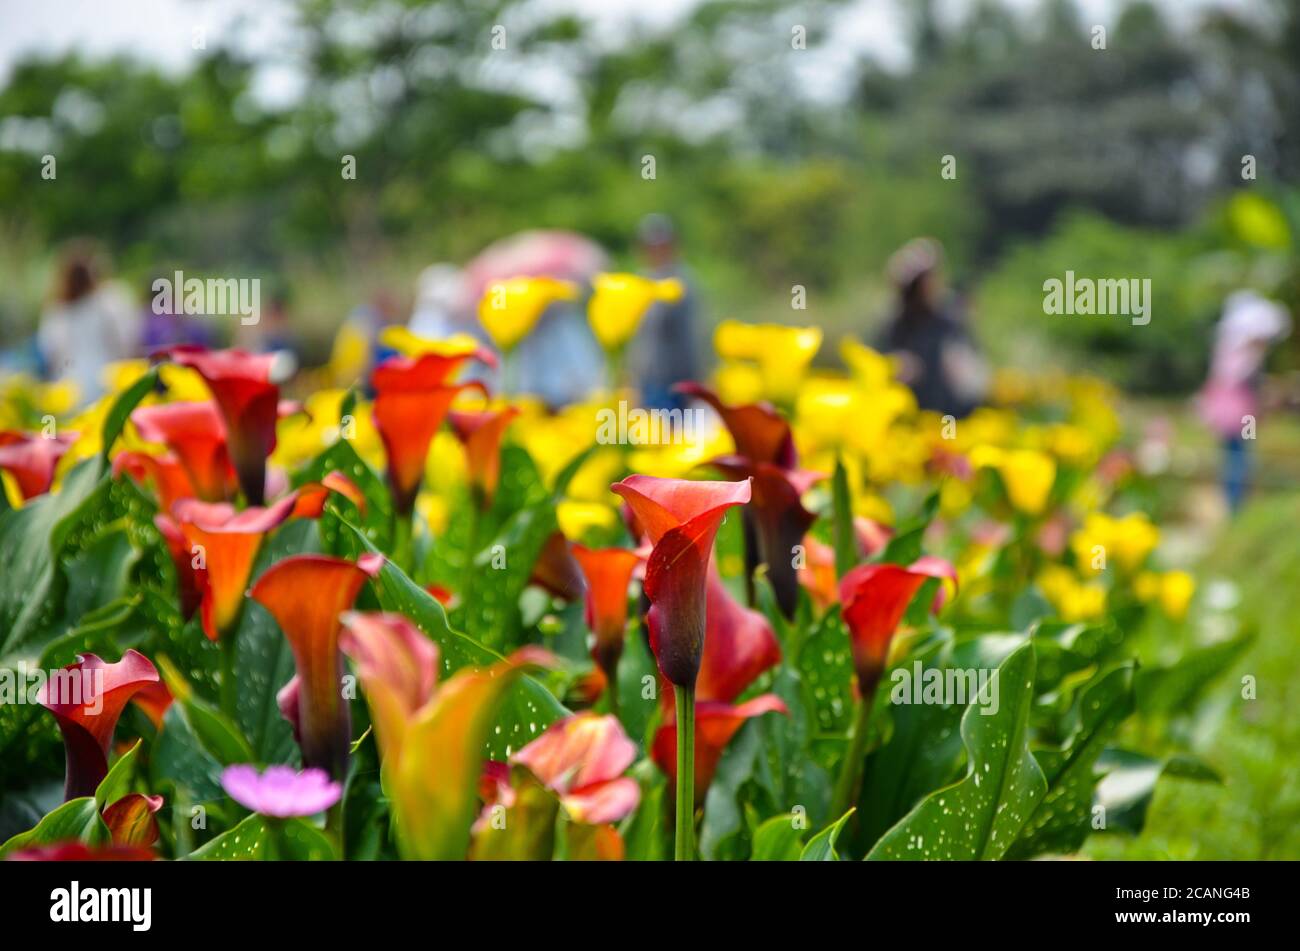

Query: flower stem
left=831, top=687, right=876, bottom=819
left=325, top=798, right=346, bottom=861
left=391, top=509, right=414, bottom=576
left=460, top=499, right=481, bottom=608
left=674, top=684, right=696, bottom=861
left=219, top=633, right=238, bottom=722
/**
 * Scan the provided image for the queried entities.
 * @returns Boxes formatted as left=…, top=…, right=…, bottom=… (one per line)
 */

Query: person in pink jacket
left=1197, top=290, right=1292, bottom=512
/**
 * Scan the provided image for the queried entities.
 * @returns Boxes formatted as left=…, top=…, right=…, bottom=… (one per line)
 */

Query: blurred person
left=1197, top=290, right=1292, bottom=512
left=237, top=281, right=301, bottom=378
left=629, top=214, right=701, bottom=410
left=37, top=244, right=139, bottom=402
left=874, top=238, right=986, bottom=417
left=409, top=264, right=474, bottom=341
left=139, top=272, right=218, bottom=352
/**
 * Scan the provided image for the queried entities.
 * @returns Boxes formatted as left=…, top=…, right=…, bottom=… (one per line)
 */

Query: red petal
left=571, top=544, right=640, bottom=681
left=0, top=431, right=76, bottom=500
left=653, top=695, right=787, bottom=801
left=675, top=382, right=797, bottom=467
left=511, top=712, right=636, bottom=795
left=448, top=406, right=519, bottom=506
left=131, top=402, right=236, bottom=501
left=839, top=563, right=930, bottom=689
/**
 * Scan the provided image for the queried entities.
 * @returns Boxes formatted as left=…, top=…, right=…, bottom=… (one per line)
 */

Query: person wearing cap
left=630, top=214, right=702, bottom=411
left=1197, top=289, right=1292, bottom=512
left=875, top=238, right=986, bottom=417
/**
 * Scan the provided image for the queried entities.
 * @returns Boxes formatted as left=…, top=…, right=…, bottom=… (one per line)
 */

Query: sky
left=0, top=0, right=1263, bottom=106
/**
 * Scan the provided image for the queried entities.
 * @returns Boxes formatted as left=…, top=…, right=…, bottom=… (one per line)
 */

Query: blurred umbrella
left=464, top=230, right=608, bottom=299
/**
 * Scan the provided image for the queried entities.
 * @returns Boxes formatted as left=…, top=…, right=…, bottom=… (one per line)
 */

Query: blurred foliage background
left=1, top=0, right=1298, bottom=392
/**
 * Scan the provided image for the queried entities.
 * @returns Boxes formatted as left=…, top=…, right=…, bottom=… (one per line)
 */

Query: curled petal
left=909, top=554, right=959, bottom=613
left=250, top=554, right=383, bottom=778
left=529, top=532, right=587, bottom=603
left=37, top=651, right=160, bottom=800
left=0, top=431, right=76, bottom=501
left=291, top=470, right=368, bottom=519
left=154, top=514, right=205, bottom=622
left=560, top=777, right=641, bottom=826
left=114, top=451, right=196, bottom=513
left=130, top=678, right=175, bottom=731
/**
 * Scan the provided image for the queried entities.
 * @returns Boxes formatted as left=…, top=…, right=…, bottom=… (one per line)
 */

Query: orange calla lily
left=158, top=347, right=281, bottom=504
left=571, top=544, right=640, bottom=696
left=113, top=450, right=197, bottom=513
left=130, top=401, right=237, bottom=502
left=37, top=650, right=160, bottom=799
left=172, top=494, right=299, bottom=641
left=448, top=406, right=520, bottom=508
left=0, top=431, right=76, bottom=501
left=103, top=793, right=164, bottom=847
left=249, top=553, right=385, bottom=779
left=371, top=350, right=494, bottom=516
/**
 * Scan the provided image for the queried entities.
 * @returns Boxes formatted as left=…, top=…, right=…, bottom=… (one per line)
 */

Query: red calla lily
left=609, top=475, right=751, bottom=687
left=130, top=401, right=237, bottom=502
left=158, top=347, right=281, bottom=504
left=371, top=350, right=494, bottom=516
left=37, top=650, right=160, bottom=799
left=0, top=431, right=76, bottom=501
left=291, top=470, right=367, bottom=519
left=511, top=712, right=641, bottom=824
left=797, top=517, right=895, bottom=610
left=571, top=544, right=640, bottom=694
left=173, top=494, right=299, bottom=641
left=449, top=406, right=520, bottom=508
left=250, top=553, right=385, bottom=779
left=839, top=557, right=958, bottom=695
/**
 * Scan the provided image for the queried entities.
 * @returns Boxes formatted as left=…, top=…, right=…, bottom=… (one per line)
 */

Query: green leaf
left=100, top=368, right=158, bottom=458
left=751, top=814, right=805, bottom=860
left=800, top=808, right=854, bottom=861
left=186, top=814, right=265, bottom=860
left=232, top=601, right=297, bottom=764
left=867, top=642, right=1046, bottom=860
left=830, top=457, right=856, bottom=577
left=95, top=739, right=143, bottom=808
left=1094, top=749, right=1222, bottom=835
left=1008, top=664, right=1136, bottom=858
left=877, top=490, right=939, bottom=566
left=0, top=797, right=109, bottom=858
left=1135, top=633, right=1253, bottom=717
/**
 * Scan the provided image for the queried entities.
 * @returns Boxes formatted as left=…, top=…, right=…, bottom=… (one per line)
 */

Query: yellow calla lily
left=586, top=273, right=683, bottom=352
left=714, top=320, right=822, bottom=404
left=971, top=446, right=1056, bottom=516
left=478, top=276, right=578, bottom=353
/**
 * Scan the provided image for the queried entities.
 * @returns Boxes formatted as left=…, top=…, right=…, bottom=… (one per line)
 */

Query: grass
left=1086, top=488, right=1300, bottom=859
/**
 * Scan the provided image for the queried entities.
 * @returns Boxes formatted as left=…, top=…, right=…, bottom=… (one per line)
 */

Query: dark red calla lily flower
left=653, top=696, right=787, bottom=804
left=449, top=406, right=520, bottom=508
left=158, top=347, right=281, bottom=504
left=250, top=553, right=385, bottom=779
left=371, top=351, right=494, bottom=516
left=652, top=569, right=786, bottom=800
left=529, top=532, right=587, bottom=603
left=103, top=793, right=164, bottom=847
left=37, top=650, right=160, bottom=800
left=797, top=517, right=896, bottom=610
left=675, top=382, right=796, bottom=467
left=0, top=431, right=77, bottom=501
left=676, top=384, right=821, bottom=618
left=131, top=401, right=238, bottom=502
left=6, top=842, right=155, bottom=861
left=839, top=557, right=956, bottom=695
left=610, top=475, right=751, bottom=687
left=173, top=494, right=299, bottom=641
left=571, top=544, right=640, bottom=692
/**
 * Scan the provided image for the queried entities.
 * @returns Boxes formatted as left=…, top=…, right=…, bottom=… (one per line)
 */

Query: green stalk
left=460, top=496, right=482, bottom=608
left=264, top=817, right=282, bottom=862
left=325, top=798, right=346, bottom=861
left=391, top=509, right=414, bottom=576
left=674, top=684, right=696, bottom=861
left=831, top=687, right=876, bottom=819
